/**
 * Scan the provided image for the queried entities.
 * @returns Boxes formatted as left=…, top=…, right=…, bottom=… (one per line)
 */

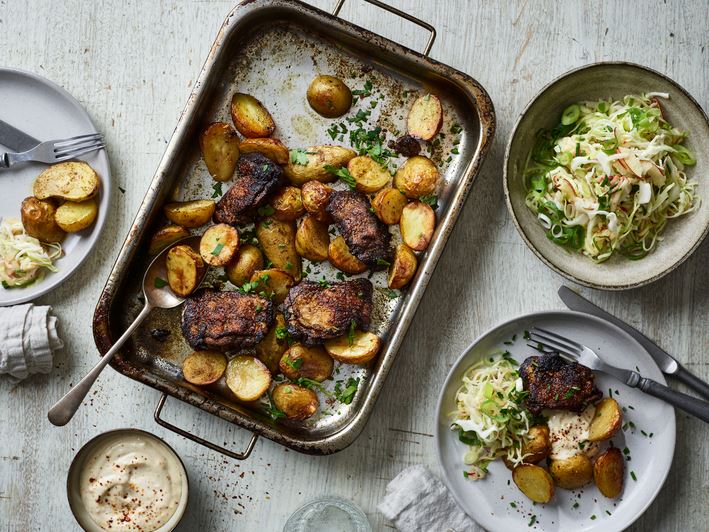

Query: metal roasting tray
left=92, top=0, right=495, bottom=458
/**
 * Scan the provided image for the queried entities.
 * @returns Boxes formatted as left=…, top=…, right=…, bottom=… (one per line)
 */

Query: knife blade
left=0, top=119, right=39, bottom=152
left=559, top=285, right=709, bottom=400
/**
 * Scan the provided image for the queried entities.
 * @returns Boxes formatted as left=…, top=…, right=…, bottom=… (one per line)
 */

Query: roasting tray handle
left=332, top=0, right=437, bottom=56
left=154, top=394, right=258, bottom=460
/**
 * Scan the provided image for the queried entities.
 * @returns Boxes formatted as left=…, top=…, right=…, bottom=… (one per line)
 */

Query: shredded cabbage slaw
left=0, top=217, right=62, bottom=288
left=524, top=93, right=699, bottom=262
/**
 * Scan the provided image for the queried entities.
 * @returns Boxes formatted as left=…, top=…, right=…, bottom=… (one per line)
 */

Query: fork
left=0, top=133, right=105, bottom=168
left=528, top=326, right=709, bottom=423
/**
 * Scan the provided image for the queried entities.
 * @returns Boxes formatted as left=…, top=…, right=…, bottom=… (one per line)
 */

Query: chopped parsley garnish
left=375, top=258, right=390, bottom=267
left=266, top=393, right=286, bottom=420
left=450, top=123, right=462, bottom=134
left=289, top=148, right=314, bottom=165
left=336, top=272, right=345, bottom=281
left=590, top=514, right=597, bottom=520
left=420, top=194, right=438, bottom=209
left=211, top=242, right=224, bottom=256
left=285, top=261, right=293, bottom=270
left=324, top=165, right=357, bottom=190
left=318, top=277, right=331, bottom=288
left=211, top=182, right=223, bottom=198
left=334, top=377, right=360, bottom=404
left=630, top=471, right=637, bottom=481
left=351, top=79, right=373, bottom=97
left=275, top=326, right=289, bottom=341
left=154, top=277, right=168, bottom=288
left=572, top=502, right=579, bottom=509
left=528, top=515, right=536, bottom=526
left=347, top=319, right=356, bottom=346
left=384, top=289, right=398, bottom=299
left=509, top=502, right=516, bottom=508
left=285, top=357, right=303, bottom=371
left=257, top=204, right=275, bottom=217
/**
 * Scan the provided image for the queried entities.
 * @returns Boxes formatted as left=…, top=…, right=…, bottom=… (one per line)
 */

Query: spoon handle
left=48, top=303, right=153, bottom=426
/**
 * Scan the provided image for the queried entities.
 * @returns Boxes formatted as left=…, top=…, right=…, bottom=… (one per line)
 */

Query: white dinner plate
left=0, top=68, right=111, bottom=306
left=435, top=310, right=675, bottom=532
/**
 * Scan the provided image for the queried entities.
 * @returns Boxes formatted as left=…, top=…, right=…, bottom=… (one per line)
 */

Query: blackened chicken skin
left=213, top=152, right=284, bottom=226
left=520, top=354, right=602, bottom=414
left=181, top=289, right=273, bottom=351
left=326, top=190, right=393, bottom=267
left=284, top=279, right=373, bottom=345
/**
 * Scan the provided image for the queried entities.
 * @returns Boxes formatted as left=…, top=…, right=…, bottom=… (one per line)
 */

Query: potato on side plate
left=588, top=397, right=622, bottom=441
left=388, top=243, right=417, bottom=289
left=270, top=186, right=305, bottom=221
left=199, top=122, right=240, bottom=182
left=230, top=93, right=275, bottom=138
left=250, top=268, right=294, bottom=304
left=371, top=187, right=407, bottom=225
left=238, top=137, right=289, bottom=164
left=394, top=156, right=439, bottom=199
left=512, top=464, right=555, bottom=503
left=549, top=454, right=593, bottom=490
left=20, top=197, right=65, bottom=243
left=307, top=75, right=352, bottom=118
left=166, top=244, right=205, bottom=297
left=33, top=161, right=99, bottom=202
left=164, top=199, right=215, bottom=228
left=324, top=330, right=381, bottom=365
left=295, top=215, right=330, bottom=262
left=328, top=236, right=367, bottom=274
left=225, top=243, right=264, bottom=286
left=225, top=355, right=272, bottom=402
left=54, top=198, right=98, bottom=233
left=256, top=217, right=301, bottom=280
left=182, top=350, right=227, bottom=385
left=347, top=156, right=391, bottom=193
left=199, top=223, right=239, bottom=266
left=255, top=312, right=288, bottom=374
left=279, top=344, right=334, bottom=382
left=400, top=201, right=435, bottom=251
left=593, top=447, right=625, bottom=498
left=284, top=145, right=356, bottom=185
left=301, top=180, right=333, bottom=223
left=407, top=93, right=443, bottom=141
left=272, top=382, right=319, bottom=420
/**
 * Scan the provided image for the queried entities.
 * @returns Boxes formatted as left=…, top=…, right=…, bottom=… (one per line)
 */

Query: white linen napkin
left=0, top=304, right=63, bottom=381
left=377, top=465, right=476, bottom=532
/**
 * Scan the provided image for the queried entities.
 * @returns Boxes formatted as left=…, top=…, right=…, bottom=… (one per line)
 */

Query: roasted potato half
left=238, top=137, right=289, bottom=164
left=164, top=199, right=215, bottom=228
left=166, top=244, right=205, bottom=297
left=55, top=198, right=98, bottom=233
left=225, top=243, right=264, bottom=286
left=407, top=93, right=443, bottom=141
left=199, top=122, right=240, bottom=182
left=512, top=464, right=555, bottom=504
left=272, top=383, right=319, bottom=420
left=371, top=187, right=407, bottom=225
left=301, top=180, right=333, bottom=223
left=388, top=243, right=417, bottom=289
left=20, top=197, right=65, bottom=243
left=400, top=201, right=436, bottom=251
left=279, top=344, right=334, bottom=382
left=394, top=156, right=439, bottom=199
left=328, top=236, right=367, bottom=274
left=588, top=398, right=622, bottom=441
left=306, top=75, right=352, bottom=118
left=182, top=350, right=227, bottom=386
left=284, top=145, right=356, bottom=186
left=199, top=223, right=239, bottom=266
left=295, top=216, right=330, bottom=262
left=250, top=268, right=294, bottom=304
left=256, top=217, right=301, bottom=280
left=33, top=161, right=99, bottom=202
left=225, top=355, right=272, bottom=402
left=593, top=447, right=625, bottom=498
left=549, top=454, right=594, bottom=490
left=148, top=225, right=190, bottom=255
left=522, top=425, right=552, bottom=464
left=324, top=330, right=381, bottom=365
left=230, top=93, right=275, bottom=138
left=270, top=186, right=305, bottom=222
left=255, top=312, right=288, bottom=374
left=347, top=156, right=391, bottom=193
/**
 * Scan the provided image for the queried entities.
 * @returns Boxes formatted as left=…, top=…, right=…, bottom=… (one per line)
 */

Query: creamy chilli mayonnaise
left=545, top=404, right=596, bottom=460
left=79, top=432, right=184, bottom=531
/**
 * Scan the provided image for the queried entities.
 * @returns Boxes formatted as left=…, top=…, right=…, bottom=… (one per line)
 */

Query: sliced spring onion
left=561, top=104, right=581, bottom=125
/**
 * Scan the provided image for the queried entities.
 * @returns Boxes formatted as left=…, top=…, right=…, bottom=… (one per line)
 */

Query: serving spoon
left=48, top=236, right=203, bottom=426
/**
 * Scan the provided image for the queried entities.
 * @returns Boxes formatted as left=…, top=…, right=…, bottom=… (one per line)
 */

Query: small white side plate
left=0, top=68, right=111, bottom=306
left=435, top=310, right=675, bottom=532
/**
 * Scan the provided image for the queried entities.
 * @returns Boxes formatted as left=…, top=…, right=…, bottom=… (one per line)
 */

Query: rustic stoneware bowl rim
left=503, top=60, right=709, bottom=291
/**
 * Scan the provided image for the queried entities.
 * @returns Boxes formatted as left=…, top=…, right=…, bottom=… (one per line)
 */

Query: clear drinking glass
left=283, top=495, right=372, bottom=532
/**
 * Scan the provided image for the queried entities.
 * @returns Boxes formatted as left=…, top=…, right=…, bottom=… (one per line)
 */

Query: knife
left=559, top=285, right=709, bottom=400
left=0, top=119, right=40, bottom=152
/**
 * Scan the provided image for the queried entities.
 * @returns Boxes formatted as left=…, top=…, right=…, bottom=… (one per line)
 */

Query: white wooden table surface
left=1, top=1, right=707, bottom=531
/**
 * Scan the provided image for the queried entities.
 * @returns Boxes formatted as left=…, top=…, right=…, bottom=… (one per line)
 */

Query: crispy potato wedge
left=295, top=215, right=330, bottom=262
left=512, top=464, right=555, bottom=503
left=307, top=75, right=352, bottom=118
left=301, top=180, right=333, bottom=223
left=400, top=201, right=435, bottom=251
left=225, top=355, right=272, bottom=402
left=284, top=145, right=356, bottom=186
left=225, top=243, right=264, bottom=286
left=166, top=244, right=205, bottom=297
left=407, top=93, right=443, bottom=141
left=324, top=330, right=381, bottom=365
left=588, top=398, right=622, bottom=441
left=328, top=236, right=367, bottom=274
left=347, top=156, right=391, bottom=193
left=54, top=198, right=98, bottom=233
left=199, top=122, right=240, bottom=182
left=279, top=344, right=334, bottom=382
left=33, top=161, right=99, bottom=202
left=250, top=268, right=294, bottom=304
left=199, top=223, right=239, bottom=266
left=394, top=156, right=439, bottom=199
left=230, top=93, right=275, bottom=138
left=256, top=217, right=301, bottom=280
left=182, top=350, right=227, bottom=385
left=272, top=383, right=319, bottom=420
left=238, top=137, right=289, bottom=164
left=270, top=186, right=305, bottom=222
left=388, top=243, right=417, bottom=289
left=549, top=454, right=594, bottom=490
left=255, top=312, right=288, bottom=374
left=523, top=425, right=552, bottom=464
left=148, top=225, right=190, bottom=255
left=164, top=199, right=215, bottom=228
left=20, top=197, right=65, bottom=243
left=371, top=187, right=407, bottom=225
left=593, top=447, right=625, bottom=498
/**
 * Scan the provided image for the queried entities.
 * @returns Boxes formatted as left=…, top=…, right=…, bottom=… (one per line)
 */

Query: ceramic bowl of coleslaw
left=504, top=62, right=709, bottom=290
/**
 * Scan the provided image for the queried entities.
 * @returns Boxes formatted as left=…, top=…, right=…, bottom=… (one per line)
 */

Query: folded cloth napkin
left=378, top=465, right=476, bottom=532
left=0, top=304, right=63, bottom=381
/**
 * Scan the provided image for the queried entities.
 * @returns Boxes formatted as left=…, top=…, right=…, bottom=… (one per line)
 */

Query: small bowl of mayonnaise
left=67, top=428, right=189, bottom=532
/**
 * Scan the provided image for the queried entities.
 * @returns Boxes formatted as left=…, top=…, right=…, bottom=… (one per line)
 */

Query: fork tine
left=54, top=136, right=104, bottom=153
left=532, top=326, right=585, bottom=350
left=527, top=343, right=577, bottom=363
left=52, top=133, right=103, bottom=147
left=54, top=143, right=105, bottom=161
left=528, top=330, right=580, bottom=358
left=526, top=342, right=554, bottom=354
left=54, top=139, right=105, bottom=157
